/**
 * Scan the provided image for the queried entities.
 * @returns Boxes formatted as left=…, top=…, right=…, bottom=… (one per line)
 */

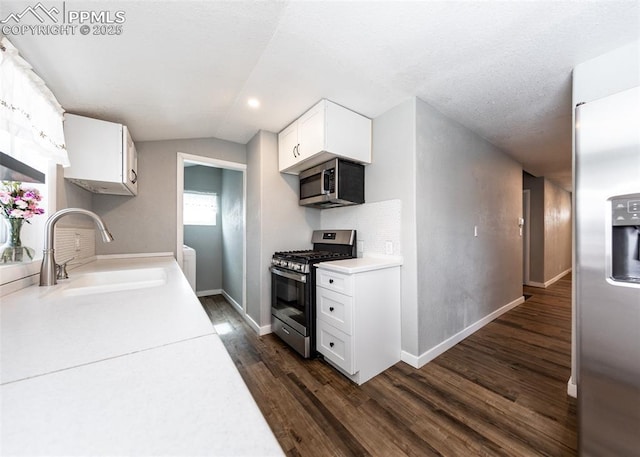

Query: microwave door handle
left=321, top=169, right=329, bottom=195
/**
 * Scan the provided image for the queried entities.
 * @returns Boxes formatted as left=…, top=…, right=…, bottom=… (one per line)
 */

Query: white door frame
left=523, top=189, right=531, bottom=285
left=176, top=152, right=247, bottom=312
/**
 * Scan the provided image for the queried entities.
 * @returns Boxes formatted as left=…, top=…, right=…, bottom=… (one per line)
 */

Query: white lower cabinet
left=315, top=261, right=401, bottom=385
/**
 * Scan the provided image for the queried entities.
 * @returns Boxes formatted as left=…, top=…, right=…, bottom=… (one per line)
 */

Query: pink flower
left=1, top=181, right=45, bottom=220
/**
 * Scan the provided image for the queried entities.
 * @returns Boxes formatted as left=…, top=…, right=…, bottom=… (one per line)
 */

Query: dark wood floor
left=200, top=274, right=576, bottom=456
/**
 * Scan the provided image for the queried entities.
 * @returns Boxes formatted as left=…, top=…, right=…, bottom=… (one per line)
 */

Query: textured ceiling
left=3, top=1, right=639, bottom=190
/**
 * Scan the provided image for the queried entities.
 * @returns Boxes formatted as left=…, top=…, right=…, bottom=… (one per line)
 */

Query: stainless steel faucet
left=39, top=208, right=114, bottom=286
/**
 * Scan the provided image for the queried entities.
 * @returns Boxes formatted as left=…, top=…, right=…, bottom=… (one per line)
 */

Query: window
left=183, top=191, right=217, bottom=226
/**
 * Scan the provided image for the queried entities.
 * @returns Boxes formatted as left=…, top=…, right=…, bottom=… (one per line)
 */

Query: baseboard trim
left=196, top=288, right=222, bottom=297
left=401, top=295, right=526, bottom=369
left=244, top=312, right=272, bottom=336
left=567, top=377, right=577, bottom=398
left=221, top=290, right=242, bottom=313
left=526, top=268, right=572, bottom=289
left=217, top=290, right=272, bottom=336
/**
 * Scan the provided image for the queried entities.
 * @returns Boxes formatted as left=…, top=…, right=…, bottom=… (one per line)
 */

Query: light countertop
left=316, top=255, right=403, bottom=274
left=0, top=255, right=283, bottom=456
left=1, top=256, right=212, bottom=384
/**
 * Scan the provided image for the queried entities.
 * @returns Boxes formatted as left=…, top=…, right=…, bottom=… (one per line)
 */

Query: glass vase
left=1, top=218, right=35, bottom=263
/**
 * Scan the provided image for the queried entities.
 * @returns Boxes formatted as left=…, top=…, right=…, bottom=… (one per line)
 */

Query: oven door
left=270, top=266, right=310, bottom=336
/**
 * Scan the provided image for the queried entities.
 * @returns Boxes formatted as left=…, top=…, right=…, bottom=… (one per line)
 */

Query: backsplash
left=54, top=227, right=96, bottom=267
left=320, top=199, right=402, bottom=257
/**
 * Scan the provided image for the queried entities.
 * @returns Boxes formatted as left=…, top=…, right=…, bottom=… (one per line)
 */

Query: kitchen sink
left=62, top=267, right=167, bottom=296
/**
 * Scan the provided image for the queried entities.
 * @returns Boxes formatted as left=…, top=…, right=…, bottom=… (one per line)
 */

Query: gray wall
left=415, top=97, right=523, bottom=354
left=367, top=98, right=419, bottom=355
left=246, top=130, right=320, bottom=328
left=523, top=173, right=572, bottom=284
left=366, top=97, right=523, bottom=358
left=523, top=173, right=545, bottom=283
left=246, top=133, right=262, bottom=326
left=184, top=165, right=222, bottom=293
left=92, top=137, right=246, bottom=255
left=543, top=179, right=572, bottom=281
left=221, top=168, right=243, bottom=305
left=56, top=166, right=94, bottom=227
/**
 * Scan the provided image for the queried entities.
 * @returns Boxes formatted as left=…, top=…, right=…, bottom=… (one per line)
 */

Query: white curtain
left=0, top=37, right=69, bottom=168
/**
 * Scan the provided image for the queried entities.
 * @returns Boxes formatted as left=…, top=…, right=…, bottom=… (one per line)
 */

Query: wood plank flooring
left=200, top=274, right=576, bottom=456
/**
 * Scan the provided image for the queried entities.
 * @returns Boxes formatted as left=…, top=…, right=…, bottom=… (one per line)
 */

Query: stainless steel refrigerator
left=575, top=85, right=640, bottom=456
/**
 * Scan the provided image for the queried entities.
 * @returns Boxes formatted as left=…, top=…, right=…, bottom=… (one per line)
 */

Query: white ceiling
left=3, top=1, right=640, bottom=190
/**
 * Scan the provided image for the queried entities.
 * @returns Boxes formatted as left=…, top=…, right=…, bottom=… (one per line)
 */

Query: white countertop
left=316, top=255, right=403, bottom=274
left=1, top=256, right=212, bottom=384
left=0, top=255, right=283, bottom=456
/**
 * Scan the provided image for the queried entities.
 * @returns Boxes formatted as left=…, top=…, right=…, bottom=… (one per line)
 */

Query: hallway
left=200, top=274, right=576, bottom=456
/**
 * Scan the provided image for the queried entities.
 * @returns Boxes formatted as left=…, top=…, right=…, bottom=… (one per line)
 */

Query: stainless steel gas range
left=270, top=230, right=356, bottom=357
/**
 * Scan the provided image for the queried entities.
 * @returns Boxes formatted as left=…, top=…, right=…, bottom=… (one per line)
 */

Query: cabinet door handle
left=292, top=145, right=297, bottom=158
left=329, top=279, right=334, bottom=284
left=329, top=307, right=334, bottom=312
left=329, top=342, right=334, bottom=348
left=130, top=169, right=137, bottom=184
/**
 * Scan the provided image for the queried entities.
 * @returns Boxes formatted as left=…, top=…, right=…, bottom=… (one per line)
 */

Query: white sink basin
left=63, top=267, right=168, bottom=296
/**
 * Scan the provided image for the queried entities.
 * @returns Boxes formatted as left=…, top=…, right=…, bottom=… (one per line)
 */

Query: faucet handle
left=56, top=257, right=75, bottom=280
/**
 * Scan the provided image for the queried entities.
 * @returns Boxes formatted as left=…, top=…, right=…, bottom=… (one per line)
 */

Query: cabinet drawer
left=316, top=269, right=353, bottom=295
left=317, top=321, right=354, bottom=375
left=317, top=287, right=353, bottom=334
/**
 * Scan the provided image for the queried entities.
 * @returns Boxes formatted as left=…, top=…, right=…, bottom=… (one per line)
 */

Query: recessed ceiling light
left=248, top=98, right=260, bottom=109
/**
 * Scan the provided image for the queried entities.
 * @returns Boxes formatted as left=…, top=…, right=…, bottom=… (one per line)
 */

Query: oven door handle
left=270, top=266, right=307, bottom=283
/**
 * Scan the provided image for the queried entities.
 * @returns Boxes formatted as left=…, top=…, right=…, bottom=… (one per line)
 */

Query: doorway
left=522, top=189, right=531, bottom=285
left=176, top=153, right=247, bottom=314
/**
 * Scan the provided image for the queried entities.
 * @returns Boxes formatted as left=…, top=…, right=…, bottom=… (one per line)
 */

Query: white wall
left=320, top=199, right=402, bottom=258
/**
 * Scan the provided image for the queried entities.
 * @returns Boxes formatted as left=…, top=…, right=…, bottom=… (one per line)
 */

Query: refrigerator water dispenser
left=611, top=194, right=640, bottom=283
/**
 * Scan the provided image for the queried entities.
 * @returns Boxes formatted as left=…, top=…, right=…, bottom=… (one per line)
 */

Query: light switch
left=474, top=226, right=478, bottom=237
left=385, top=241, right=393, bottom=255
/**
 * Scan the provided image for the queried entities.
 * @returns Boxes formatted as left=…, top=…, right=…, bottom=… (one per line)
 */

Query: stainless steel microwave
left=299, top=158, right=364, bottom=208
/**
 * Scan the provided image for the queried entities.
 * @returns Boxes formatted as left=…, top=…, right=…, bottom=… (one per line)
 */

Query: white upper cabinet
left=64, top=114, right=138, bottom=196
left=278, top=100, right=371, bottom=174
